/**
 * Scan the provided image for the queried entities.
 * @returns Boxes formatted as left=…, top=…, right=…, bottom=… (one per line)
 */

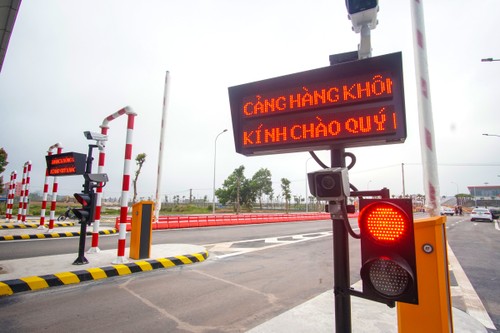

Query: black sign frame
left=45, top=152, right=87, bottom=176
left=228, top=52, right=406, bottom=156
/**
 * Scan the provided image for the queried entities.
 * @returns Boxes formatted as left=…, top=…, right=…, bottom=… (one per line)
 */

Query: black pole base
left=73, top=256, right=89, bottom=265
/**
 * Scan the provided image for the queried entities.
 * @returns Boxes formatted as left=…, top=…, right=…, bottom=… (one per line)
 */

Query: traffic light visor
left=72, top=208, right=90, bottom=221
left=74, top=193, right=91, bottom=207
left=359, top=201, right=410, bottom=243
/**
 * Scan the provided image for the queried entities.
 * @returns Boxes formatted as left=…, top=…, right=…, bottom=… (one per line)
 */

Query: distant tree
left=281, top=178, right=291, bottom=213
left=215, top=165, right=257, bottom=213
left=251, top=168, right=273, bottom=209
left=0, top=148, right=8, bottom=194
left=268, top=191, right=275, bottom=209
left=132, top=153, right=146, bottom=203
left=293, top=195, right=301, bottom=208
left=455, top=193, right=472, bottom=206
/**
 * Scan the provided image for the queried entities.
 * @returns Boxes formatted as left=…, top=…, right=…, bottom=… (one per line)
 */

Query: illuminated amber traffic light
left=359, top=198, right=418, bottom=304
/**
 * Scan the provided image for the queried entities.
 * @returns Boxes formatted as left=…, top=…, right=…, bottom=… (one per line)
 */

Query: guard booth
left=129, top=201, right=154, bottom=260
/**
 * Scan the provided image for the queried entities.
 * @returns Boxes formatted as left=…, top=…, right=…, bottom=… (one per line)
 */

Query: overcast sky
left=1, top=0, right=500, bottom=203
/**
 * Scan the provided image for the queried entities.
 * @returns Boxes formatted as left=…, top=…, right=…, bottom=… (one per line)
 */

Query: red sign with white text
left=228, top=52, right=406, bottom=156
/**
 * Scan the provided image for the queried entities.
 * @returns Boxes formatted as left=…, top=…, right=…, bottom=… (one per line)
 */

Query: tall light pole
left=212, top=129, right=227, bottom=214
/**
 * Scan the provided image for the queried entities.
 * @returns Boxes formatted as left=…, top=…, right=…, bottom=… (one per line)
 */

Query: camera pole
left=329, top=147, right=352, bottom=332
left=73, top=144, right=96, bottom=265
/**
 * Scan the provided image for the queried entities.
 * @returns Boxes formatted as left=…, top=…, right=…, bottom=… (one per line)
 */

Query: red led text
left=242, top=74, right=393, bottom=118
left=242, top=107, right=397, bottom=147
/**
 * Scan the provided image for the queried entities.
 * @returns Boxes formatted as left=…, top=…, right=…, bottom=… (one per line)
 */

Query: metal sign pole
left=73, top=144, right=95, bottom=265
left=330, top=147, right=351, bottom=333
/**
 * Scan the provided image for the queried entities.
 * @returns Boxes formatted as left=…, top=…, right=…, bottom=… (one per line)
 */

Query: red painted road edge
left=115, top=212, right=360, bottom=231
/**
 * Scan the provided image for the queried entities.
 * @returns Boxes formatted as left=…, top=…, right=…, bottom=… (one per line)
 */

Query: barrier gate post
left=397, top=216, right=453, bottom=332
left=130, top=201, right=154, bottom=260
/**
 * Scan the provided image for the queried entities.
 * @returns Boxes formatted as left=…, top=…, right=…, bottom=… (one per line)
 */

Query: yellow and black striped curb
left=0, top=251, right=209, bottom=296
left=0, top=222, right=76, bottom=229
left=0, top=229, right=117, bottom=241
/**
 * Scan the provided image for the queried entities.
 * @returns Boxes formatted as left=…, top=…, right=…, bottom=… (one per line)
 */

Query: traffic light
left=308, top=168, right=350, bottom=201
left=72, top=191, right=95, bottom=225
left=358, top=198, right=418, bottom=304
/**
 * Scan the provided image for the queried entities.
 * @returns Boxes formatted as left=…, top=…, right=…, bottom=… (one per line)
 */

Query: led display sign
left=45, top=152, right=86, bottom=176
left=228, top=52, right=406, bottom=156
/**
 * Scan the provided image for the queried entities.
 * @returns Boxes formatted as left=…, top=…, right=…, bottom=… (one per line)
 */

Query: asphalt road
left=0, top=216, right=498, bottom=332
left=445, top=214, right=500, bottom=332
left=0, top=221, right=337, bottom=332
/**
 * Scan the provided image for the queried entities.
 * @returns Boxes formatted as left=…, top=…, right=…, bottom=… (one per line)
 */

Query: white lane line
left=204, top=231, right=332, bottom=259
left=494, top=220, right=500, bottom=231
left=447, top=244, right=496, bottom=330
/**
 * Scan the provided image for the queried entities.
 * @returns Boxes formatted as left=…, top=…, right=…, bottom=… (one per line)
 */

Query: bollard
left=129, top=201, right=154, bottom=260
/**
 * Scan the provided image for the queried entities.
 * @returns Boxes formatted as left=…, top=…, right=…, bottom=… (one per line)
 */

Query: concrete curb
left=0, top=222, right=76, bottom=229
left=0, top=228, right=117, bottom=241
left=0, top=250, right=209, bottom=296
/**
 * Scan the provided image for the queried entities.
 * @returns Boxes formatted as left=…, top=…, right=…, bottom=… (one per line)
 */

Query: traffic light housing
left=308, top=168, right=350, bottom=201
left=72, top=191, right=95, bottom=225
left=358, top=198, right=418, bottom=304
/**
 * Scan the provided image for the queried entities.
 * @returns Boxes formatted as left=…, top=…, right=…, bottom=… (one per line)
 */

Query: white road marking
left=203, top=231, right=332, bottom=259
left=193, top=270, right=279, bottom=305
left=119, top=277, right=218, bottom=333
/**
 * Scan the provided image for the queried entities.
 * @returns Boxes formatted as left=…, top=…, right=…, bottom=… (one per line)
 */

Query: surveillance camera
left=84, top=131, right=108, bottom=142
left=84, top=173, right=109, bottom=183
left=308, top=168, right=350, bottom=201
left=346, top=0, right=378, bottom=33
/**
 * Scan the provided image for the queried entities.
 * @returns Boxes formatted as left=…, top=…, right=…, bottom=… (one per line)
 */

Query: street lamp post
left=212, top=129, right=227, bottom=214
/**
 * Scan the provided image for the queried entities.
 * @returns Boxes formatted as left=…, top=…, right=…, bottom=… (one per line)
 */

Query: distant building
left=468, top=185, right=500, bottom=198
left=467, top=185, right=500, bottom=207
